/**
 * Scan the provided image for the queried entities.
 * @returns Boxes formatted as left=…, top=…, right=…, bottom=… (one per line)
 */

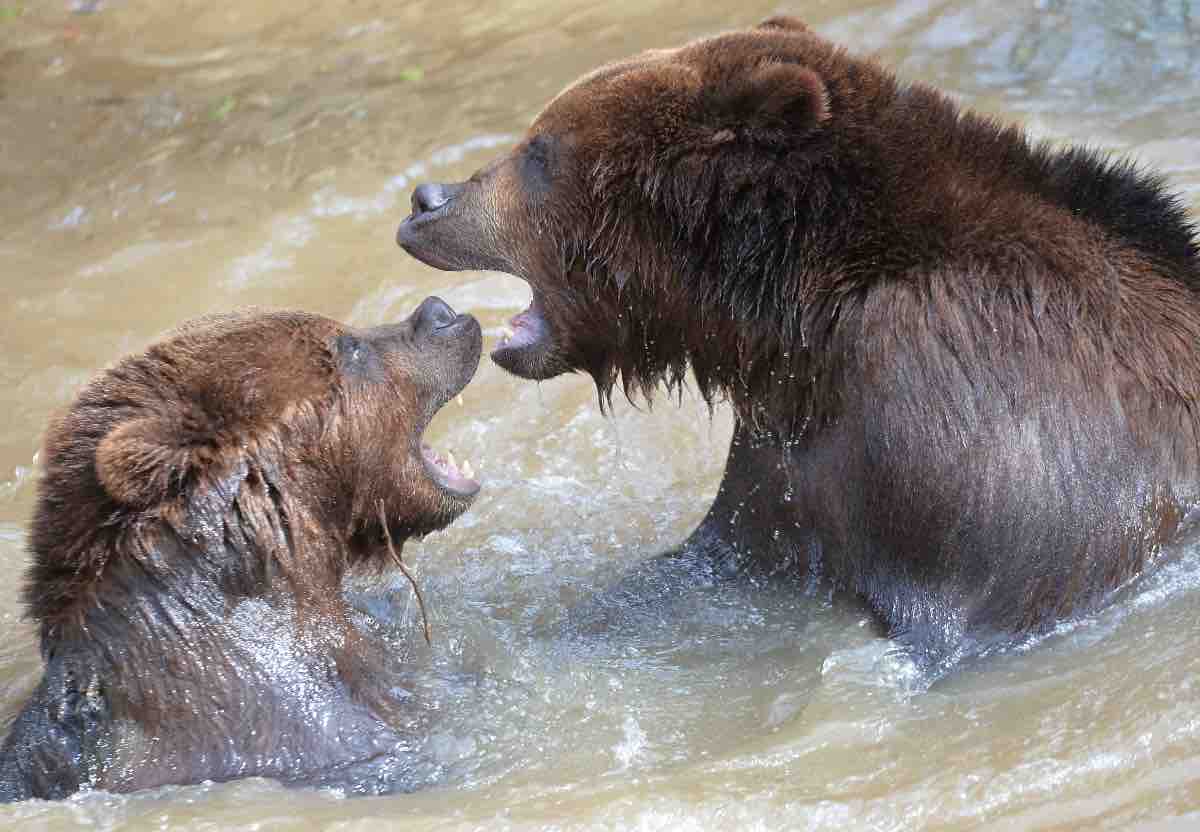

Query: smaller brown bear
left=0, top=298, right=482, bottom=801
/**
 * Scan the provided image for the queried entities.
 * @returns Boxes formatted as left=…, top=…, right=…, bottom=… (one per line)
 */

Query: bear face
left=397, top=17, right=855, bottom=404
left=29, top=298, right=481, bottom=639
left=2, top=298, right=482, bottom=800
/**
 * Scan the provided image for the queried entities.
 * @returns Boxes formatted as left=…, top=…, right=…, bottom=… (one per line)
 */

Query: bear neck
left=5, top=494, right=409, bottom=795
left=41, top=485, right=353, bottom=647
left=27, top=447, right=359, bottom=642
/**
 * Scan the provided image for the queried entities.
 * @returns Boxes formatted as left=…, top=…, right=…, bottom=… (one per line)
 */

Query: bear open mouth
left=420, top=441, right=479, bottom=497
left=413, top=307, right=482, bottom=500
left=492, top=290, right=555, bottom=373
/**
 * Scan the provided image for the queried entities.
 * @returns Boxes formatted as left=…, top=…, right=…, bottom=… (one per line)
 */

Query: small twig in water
left=377, top=500, right=431, bottom=645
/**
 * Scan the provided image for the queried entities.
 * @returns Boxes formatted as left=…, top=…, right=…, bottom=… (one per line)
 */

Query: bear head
left=397, top=17, right=873, bottom=408
left=27, top=298, right=482, bottom=638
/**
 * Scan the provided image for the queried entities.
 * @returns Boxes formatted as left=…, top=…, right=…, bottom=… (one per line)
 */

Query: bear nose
left=412, top=183, right=452, bottom=215
left=413, top=296, right=458, bottom=334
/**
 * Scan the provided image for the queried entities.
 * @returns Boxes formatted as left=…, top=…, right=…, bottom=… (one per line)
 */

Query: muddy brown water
left=2, top=1, right=1200, bottom=829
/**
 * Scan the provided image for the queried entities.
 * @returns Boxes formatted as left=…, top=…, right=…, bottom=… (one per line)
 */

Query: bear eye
left=520, top=134, right=556, bottom=194
left=334, top=334, right=371, bottom=373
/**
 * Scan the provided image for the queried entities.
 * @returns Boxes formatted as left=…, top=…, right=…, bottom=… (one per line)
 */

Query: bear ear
left=95, top=416, right=210, bottom=507
left=757, top=16, right=811, bottom=34
left=708, top=62, right=829, bottom=137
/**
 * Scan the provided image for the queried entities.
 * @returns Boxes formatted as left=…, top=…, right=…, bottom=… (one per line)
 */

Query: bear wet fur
left=0, top=300, right=482, bottom=801
left=398, top=17, right=1200, bottom=674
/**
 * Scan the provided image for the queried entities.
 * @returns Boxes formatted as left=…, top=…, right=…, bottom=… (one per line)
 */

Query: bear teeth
left=422, top=443, right=477, bottom=488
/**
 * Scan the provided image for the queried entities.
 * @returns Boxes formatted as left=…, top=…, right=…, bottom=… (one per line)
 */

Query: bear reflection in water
left=0, top=298, right=482, bottom=801
left=399, top=17, right=1200, bottom=677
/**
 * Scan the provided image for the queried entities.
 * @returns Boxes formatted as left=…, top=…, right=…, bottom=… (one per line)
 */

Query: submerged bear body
left=398, top=18, right=1200, bottom=672
left=1, top=299, right=483, bottom=800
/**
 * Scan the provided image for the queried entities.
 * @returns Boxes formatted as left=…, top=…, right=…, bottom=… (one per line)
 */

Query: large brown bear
left=0, top=298, right=482, bottom=801
left=397, top=18, right=1200, bottom=674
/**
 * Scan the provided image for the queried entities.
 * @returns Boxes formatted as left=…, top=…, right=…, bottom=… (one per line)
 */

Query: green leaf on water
left=397, top=67, right=424, bottom=83
left=210, top=95, right=237, bottom=122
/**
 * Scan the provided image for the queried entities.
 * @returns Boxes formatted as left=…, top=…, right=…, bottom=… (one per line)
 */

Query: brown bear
left=397, top=17, right=1200, bottom=675
left=0, top=298, right=482, bottom=801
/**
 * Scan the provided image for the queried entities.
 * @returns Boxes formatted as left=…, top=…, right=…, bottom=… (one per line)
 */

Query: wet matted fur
left=0, top=299, right=482, bottom=800
left=397, top=17, right=1200, bottom=675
